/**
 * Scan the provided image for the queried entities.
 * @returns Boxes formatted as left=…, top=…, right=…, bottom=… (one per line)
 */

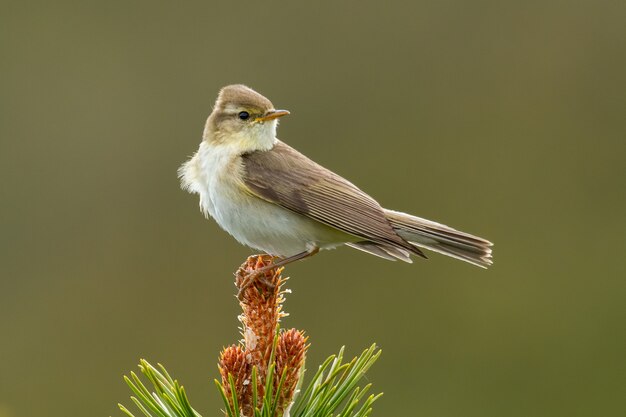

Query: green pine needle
left=119, top=360, right=201, bottom=417
left=120, top=345, right=381, bottom=417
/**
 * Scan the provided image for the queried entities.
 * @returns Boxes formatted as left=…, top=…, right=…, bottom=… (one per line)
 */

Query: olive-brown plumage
left=180, top=85, right=493, bottom=268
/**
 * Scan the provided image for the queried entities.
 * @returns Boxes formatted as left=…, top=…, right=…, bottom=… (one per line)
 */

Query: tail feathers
left=346, top=242, right=417, bottom=263
left=384, top=209, right=493, bottom=268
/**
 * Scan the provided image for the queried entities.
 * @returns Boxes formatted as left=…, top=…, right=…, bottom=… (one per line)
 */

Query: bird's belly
left=207, top=187, right=352, bottom=257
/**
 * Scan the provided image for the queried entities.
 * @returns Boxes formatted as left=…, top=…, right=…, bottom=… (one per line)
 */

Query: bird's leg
left=238, top=246, right=320, bottom=300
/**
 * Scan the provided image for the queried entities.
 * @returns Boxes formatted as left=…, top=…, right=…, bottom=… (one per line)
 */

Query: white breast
left=179, top=141, right=350, bottom=257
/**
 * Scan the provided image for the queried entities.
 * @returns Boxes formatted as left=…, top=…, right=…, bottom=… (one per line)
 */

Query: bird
left=179, top=84, right=492, bottom=286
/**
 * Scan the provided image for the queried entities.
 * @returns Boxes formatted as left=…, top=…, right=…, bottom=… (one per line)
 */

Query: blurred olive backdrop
left=1, top=1, right=624, bottom=416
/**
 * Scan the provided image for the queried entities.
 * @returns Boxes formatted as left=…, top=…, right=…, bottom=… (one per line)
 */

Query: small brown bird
left=180, top=85, right=492, bottom=279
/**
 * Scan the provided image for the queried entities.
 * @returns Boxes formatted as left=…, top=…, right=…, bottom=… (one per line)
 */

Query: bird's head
left=204, top=84, right=290, bottom=152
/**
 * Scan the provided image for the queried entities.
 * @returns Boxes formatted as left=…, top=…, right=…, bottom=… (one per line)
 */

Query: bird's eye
left=238, top=111, right=250, bottom=120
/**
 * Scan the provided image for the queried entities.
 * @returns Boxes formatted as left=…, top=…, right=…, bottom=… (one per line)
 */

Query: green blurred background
left=1, top=1, right=624, bottom=416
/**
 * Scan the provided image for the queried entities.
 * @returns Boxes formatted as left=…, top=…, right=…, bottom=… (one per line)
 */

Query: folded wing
left=241, top=140, right=425, bottom=260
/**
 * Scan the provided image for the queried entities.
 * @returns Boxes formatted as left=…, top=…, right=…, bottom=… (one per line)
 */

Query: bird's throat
left=207, top=122, right=278, bottom=154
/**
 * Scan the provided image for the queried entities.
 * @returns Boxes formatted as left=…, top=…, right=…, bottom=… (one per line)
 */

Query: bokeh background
left=1, top=1, right=624, bottom=416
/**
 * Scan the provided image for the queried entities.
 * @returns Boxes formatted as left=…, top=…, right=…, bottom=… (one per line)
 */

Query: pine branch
left=118, top=255, right=382, bottom=417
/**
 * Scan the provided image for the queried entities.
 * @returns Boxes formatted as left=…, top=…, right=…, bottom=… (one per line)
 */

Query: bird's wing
left=241, top=140, right=424, bottom=256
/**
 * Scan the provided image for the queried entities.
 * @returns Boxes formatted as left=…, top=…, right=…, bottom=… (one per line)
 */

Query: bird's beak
left=255, top=109, right=290, bottom=122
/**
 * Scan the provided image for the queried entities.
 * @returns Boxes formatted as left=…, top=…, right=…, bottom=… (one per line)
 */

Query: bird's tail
left=384, top=209, right=493, bottom=268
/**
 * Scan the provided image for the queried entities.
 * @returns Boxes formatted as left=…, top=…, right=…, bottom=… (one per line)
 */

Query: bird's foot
left=237, top=255, right=281, bottom=301
left=235, top=247, right=320, bottom=300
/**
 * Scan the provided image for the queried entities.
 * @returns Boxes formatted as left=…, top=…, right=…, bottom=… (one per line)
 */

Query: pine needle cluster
left=118, top=255, right=382, bottom=417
